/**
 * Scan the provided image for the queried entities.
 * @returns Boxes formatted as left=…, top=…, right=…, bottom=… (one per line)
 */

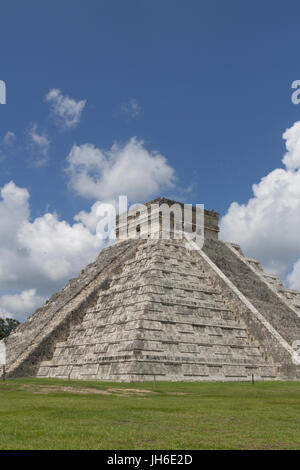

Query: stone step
left=52, top=341, right=262, bottom=358
left=38, top=360, right=278, bottom=381
left=94, top=294, right=227, bottom=310
left=75, top=316, right=246, bottom=330
left=104, top=280, right=219, bottom=296
left=40, top=352, right=275, bottom=367
left=111, top=266, right=208, bottom=282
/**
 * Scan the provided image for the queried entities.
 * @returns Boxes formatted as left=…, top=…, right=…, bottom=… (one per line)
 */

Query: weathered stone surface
left=203, top=239, right=300, bottom=346
left=6, top=239, right=141, bottom=377
left=36, top=239, right=281, bottom=381
left=5, top=198, right=300, bottom=381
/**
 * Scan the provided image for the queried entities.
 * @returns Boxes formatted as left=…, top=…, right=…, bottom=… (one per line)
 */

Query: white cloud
left=66, top=137, right=176, bottom=201
left=3, top=131, right=16, bottom=145
left=282, top=122, right=300, bottom=170
left=0, top=131, right=16, bottom=162
left=220, top=121, right=300, bottom=288
left=45, top=88, right=86, bottom=129
left=0, top=290, right=45, bottom=320
left=74, top=200, right=111, bottom=233
left=287, top=260, right=300, bottom=290
left=120, top=98, right=141, bottom=117
left=27, top=124, right=50, bottom=167
left=18, top=212, right=103, bottom=281
left=0, top=181, right=104, bottom=321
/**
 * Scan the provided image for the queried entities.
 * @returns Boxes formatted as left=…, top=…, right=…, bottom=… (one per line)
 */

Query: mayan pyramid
left=5, top=198, right=300, bottom=381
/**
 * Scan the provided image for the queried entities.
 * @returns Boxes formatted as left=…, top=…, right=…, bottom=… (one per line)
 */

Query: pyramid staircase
left=37, top=239, right=278, bottom=381
left=230, top=245, right=300, bottom=315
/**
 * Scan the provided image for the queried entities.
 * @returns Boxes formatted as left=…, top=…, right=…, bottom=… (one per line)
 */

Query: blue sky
left=2, top=0, right=300, bottom=320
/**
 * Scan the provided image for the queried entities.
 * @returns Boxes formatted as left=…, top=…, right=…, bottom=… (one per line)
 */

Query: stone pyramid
left=5, top=198, right=300, bottom=381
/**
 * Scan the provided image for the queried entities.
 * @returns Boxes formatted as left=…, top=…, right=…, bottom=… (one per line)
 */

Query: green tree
left=0, top=318, right=20, bottom=340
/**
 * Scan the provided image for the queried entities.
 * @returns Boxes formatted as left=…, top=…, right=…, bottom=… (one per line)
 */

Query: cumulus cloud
left=27, top=124, right=50, bottom=167
left=282, top=122, right=300, bottom=170
left=45, top=88, right=86, bottom=129
left=0, top=181, right=104, bottom=321
left=220, top=121, right=300, bottom=288
left=66, top=137, right=176, bottom=201
left=18, top=212, right=103, bottom=281
left=0, top=290, right=45, bottom=320
left=74, top=200, right=111, bottom=233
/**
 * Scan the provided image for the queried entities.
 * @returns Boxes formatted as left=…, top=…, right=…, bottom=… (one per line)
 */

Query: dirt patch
left=0, top=385, right=18, bottom=391
left=115, top=420, right=135, bottom=425
left=36, top=386, right=111, bottom=395
left=24, top=384, right=155, bottom=396
left=107, top=388, right=154, bottom=394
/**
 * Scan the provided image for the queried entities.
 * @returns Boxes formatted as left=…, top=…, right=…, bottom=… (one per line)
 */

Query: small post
left=153, top=375, right=156, bottom=391
left=252, top=373, right=255, bottom=385
left=0, top=340, right=6, bottom=383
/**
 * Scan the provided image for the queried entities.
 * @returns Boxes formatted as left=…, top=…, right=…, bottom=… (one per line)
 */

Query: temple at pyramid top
left=115, top=197, right=220, bottom=242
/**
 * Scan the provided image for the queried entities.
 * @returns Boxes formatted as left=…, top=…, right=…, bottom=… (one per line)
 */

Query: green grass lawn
left=0, top=378, right=300, bottom=450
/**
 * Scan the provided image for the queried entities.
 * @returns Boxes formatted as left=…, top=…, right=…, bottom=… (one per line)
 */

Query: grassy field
left=0, top=378, right=300, bottom=450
